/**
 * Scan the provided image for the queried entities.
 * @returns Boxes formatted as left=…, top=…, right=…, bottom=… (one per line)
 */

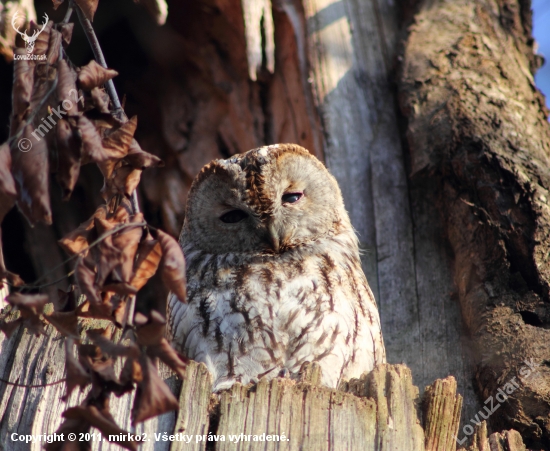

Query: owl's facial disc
left=258, top=151, right=348, bottom=253
left=183, top=144, right=350, bottom=255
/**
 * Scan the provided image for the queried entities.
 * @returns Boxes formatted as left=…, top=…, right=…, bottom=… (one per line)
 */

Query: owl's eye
left=220, top=210, right=248, bottom=223
left=282, top=192, right=303, bottom=204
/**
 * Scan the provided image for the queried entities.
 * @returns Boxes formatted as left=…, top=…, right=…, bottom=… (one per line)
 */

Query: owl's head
left=181, top=144, right=352, bottom=254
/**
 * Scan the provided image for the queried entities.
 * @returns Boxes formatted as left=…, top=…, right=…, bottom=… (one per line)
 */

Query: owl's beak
left=267, top=222, right=280, bottom=253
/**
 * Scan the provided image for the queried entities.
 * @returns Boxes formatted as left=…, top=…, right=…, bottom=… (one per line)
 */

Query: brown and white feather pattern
left=168, top=144, right=385, bottom=391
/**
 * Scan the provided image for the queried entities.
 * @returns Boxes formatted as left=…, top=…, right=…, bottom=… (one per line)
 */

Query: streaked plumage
left=168, top=144, right=385, bottom=390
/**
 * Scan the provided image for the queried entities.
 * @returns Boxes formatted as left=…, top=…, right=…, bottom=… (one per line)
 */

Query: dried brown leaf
left=147, top=337, right=188, bottom=379
left=44, top=415, right=90, bottom=451
left=101, top=165, right=142, bottom=200
left=32, top=20, right=53, bottom=56
left=76, top=299, right=113, bottom=321
left=97, top=158, right=120, bottom=182
left=79, top=343, right=127, bottom=394
left=125, top=138, right=164, bottom=169
left=90, top=87, right=110, bottom=113
left=135, top=310, right=165, bottom=347
left=102, top=282, right=137, bottom=296
left=78, top=344, right=118, bottom=383
left=130, top=239, right=162, bottom=290
left=87, top=329, right=140, bottom=358
left=57, top=59, right=80, bottom=116
left=78, top=115, right=110, bottom=164
left=63, top=338, right=91, bottom=400
left=45, top=310, right=79, bottom=338
left=93, top=216, right=116, bottom=236
left=132, top=355, right=178, bottom=424
left=0, top=142, right=16, bottom=221
left=6, top=292, right=48, bottom=313
left=65, top=405, right=137, bottom=451
left=74, top=0, right=100, bottom=22
left=75, top=257, right=101, bottom=305
left=58, top=23, right=74, bottom=47
left=58, top=286, right=78, bottom=312
left=1, top=270, right=24, bottom=288
left=46, top=29, right=63, bottom=65
left=59, top=205, right=107, bottom=255
left=10, top=124, right=52, bottom=225
left=78, top=59, right=118, bottom=90
left=112, top=202, right=132, bottom=223
left=11, top=49, right=34, bottom=119
left=133, top=311, right=148, bottom=326
left=118, top=166, right=142, bottom=197
left=95, top=234, right=122, bottom=287
left=112, top=297, right=129, bottom=328
left=102, top=116, right=137, bottom=159
left=157, top=230, right=186, bottom=303
left=0, top=142, right=15, bottom=181
left=112, top=213, right=144, bottom=282
left=0, top=319, right=21, bottom=338
left=6, top=293, right=49, bottom=336
left=120, top=356, right=142, bottom=386
left=55, top=118, right=82, bottom=199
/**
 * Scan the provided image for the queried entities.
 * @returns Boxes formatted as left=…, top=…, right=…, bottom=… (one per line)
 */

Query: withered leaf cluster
left=4, top=18, right=163, bottom=229
left=0, top=1, right=190, bottom=448
left=46, top=310, right=187, bottom=451
left=57, top=202, right=187, bottom=326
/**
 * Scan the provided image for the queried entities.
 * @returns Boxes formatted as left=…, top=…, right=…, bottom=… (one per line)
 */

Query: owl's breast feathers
left=168, top=231, right=386, bottom=391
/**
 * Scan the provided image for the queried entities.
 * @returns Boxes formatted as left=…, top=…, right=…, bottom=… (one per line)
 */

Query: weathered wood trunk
left=399, top=0, right=550, bottom=448
left=0, top=0, right=549, bottom=449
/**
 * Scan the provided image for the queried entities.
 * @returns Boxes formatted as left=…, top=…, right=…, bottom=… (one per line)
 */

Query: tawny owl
left=168, top=144, right=385, bottom=391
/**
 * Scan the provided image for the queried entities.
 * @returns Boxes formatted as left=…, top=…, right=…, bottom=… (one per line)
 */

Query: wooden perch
left=0, top=309, right=533, bottom=450
left=423, top=376, right=462, bottom=451
left=463, top=421, right=528, bottom=451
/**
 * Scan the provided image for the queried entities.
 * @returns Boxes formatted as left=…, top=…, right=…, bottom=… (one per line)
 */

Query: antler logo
left=12, top=12, right=49, bottom=54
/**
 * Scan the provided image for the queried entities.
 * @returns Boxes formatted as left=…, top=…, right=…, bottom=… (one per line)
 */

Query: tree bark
left=399, top=0, right=550, bottom=447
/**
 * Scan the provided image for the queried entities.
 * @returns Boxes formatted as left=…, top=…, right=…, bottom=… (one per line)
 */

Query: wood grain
left=302, top=0, right=478, bottom=421
left=423, top=376, right=462, bottom=451
left=215, top=363, right=424, bottom=451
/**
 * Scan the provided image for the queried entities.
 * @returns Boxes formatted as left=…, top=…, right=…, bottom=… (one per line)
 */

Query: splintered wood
left=464, top=421, right=528, bottom=451
left=423, top=376, right=462, bottom=451
left=175, top=363, right=424, bottom=451
left=170, top=361, right=212, bottom=451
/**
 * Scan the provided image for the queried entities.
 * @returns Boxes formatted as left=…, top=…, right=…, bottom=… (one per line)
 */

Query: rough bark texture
left=301, top=0, right=479, bottom=423
left=466, top=421, right=528, bottom=451
left=400, top=0, right=550, bottom=447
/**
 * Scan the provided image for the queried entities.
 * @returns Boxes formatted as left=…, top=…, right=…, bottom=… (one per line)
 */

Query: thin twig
left=62, top=0, right=74, bottom=24
left=31, top=270, right=75, bottom=290
left=131, top=191, right=141, bottom=214
left=0, top=377, right=66, bottom=388
left=72, top=6, right=143, bottom=323
left=73, top=3, right=126, bottom=121
left=72, top=2, right=142, bottom=217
